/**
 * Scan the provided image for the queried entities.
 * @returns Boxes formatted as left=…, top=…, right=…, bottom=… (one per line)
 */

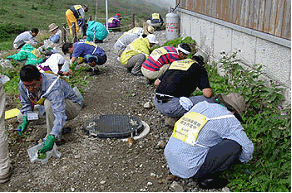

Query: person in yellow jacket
left=65, top=4, right=88, bottom=38
left=120, top=34, right=158, bottom=76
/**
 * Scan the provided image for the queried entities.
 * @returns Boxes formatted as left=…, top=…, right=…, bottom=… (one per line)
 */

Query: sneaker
left=0, top=167, right=12, bottom=184
left=198, top=177, right=228, bottom=189
left=164, top=116, right=179, bottom=128
left=90, top=68, right=100, bottom=76
left=95, top=39, right=103, bottom=43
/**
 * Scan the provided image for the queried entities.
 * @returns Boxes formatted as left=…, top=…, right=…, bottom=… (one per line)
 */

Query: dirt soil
left=0, top=30, right=228, bottom=192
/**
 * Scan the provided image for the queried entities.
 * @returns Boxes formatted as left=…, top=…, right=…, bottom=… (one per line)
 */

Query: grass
left=0, top=0, right=167, bottom=50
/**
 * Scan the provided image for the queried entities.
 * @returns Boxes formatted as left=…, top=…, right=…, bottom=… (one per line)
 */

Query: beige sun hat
left=143, top=22, right=154, bottom=35
left=221, top=93, right=246, bottom=116
left=49, top=23, right=59, bottom=32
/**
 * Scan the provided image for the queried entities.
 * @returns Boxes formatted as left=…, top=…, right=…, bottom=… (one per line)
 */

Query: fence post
left=61, top=23, right=66, bottom=43
left=132, top=14, right=135, bottom=28
left=72, top=22, right=77, bottom=43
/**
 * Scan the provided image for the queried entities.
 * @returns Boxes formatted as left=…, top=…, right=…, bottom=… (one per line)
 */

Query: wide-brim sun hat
left=143, top=22, right=154, bottom=35
left=221, top=93, right=245, bottom=117
left=49, top=23, right=58, bottom=32
left=147, top=34, right=158, bottom=44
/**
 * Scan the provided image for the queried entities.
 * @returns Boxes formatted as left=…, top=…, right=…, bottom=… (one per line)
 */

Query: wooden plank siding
left=177, top=0, right=291, bottom=40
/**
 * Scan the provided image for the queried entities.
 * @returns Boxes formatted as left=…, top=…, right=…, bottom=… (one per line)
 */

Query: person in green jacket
left=120, top=34, right=158, bottom=76
left=86, top=21, right=108, bottom=43
left=6, top=44, right=43, bottom=65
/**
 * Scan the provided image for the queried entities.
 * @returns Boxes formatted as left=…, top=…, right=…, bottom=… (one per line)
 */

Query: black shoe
left=85, top=68, right=93, bottom=72
left=126, top=67, right=133, bottom=73
left=90, top=68, right=100, bottom=76
left=198, top=177, right=228, bottom=189
left=95, top=39, right=103, bottom=43
left=146, top=78, right=155, bottom=85
left=131, top=72, right=143, bottom=77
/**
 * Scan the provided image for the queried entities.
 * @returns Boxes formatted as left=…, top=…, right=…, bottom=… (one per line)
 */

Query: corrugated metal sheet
left=177, top=0, right=291, bottom=40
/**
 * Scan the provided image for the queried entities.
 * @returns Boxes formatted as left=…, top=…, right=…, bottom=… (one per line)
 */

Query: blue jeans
left=153, top=95, right=214, bottom=118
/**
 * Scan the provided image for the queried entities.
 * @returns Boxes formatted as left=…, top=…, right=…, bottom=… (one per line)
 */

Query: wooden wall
left=178, top=0, right=291, bottom=40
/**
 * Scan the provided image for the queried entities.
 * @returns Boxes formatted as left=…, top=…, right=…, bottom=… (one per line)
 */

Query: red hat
left=116, top=13, right=121, bottom=18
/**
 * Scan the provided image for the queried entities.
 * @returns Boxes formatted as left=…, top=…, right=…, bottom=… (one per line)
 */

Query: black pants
left=193, top=139, right=242, bottom=179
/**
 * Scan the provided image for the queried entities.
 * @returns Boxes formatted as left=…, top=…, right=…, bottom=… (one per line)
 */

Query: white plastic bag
left=27, top=142, right=61, bottom=163
left=179, top=97, right=194, bottom=111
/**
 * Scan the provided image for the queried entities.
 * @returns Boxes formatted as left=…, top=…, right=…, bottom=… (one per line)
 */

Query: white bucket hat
left=147, top=34, right=158, bottom=44
left=49, top=23, right=59, bottom=32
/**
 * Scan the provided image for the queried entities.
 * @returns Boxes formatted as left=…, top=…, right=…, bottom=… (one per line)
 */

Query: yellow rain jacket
left=120, top=38, right=150, bottom=65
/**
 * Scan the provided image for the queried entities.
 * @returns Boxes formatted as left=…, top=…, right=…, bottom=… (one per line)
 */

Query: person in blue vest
left=62, top=41, right=107, bottom=76
left=164, top=93, right=254, bottom=189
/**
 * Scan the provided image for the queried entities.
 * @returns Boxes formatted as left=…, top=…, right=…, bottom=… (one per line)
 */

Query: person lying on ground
left=120, top=34, right=158, bottom=76
left=164, top=93, right=254, bottom=189
left=62, top=41, right=107, bottom=76
left=153, top=54, right=213, bottom=127
left=16, top=65, right=83, bottom=154
left=13, top=28, right=43, bottom=49
left=141, top=43, right=191, bottom=85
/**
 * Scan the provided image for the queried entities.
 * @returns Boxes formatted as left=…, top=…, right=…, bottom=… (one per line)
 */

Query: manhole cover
left=84, top=114, right=144, bottom=138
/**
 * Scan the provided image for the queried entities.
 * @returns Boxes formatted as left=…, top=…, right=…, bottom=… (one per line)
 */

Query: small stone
left=150, top=173, right=156, bottom=177
left=222, top=187, right=230, bottom=192
left=100, top=180, right=106, bottom=185
left=170, top=181, right=184, bottom=192
left=147, top=182, right=153, bottom=186
left=74, top=155, right=81, bottom=159
left=71, top=188, right=75, bottom=191
left=143, top=102, right=152, bottom=109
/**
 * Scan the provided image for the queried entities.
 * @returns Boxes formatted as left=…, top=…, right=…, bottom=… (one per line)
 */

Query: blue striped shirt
left=19, top=73, right=83, bottom=138
left=164, top=101, right=254, bottom=178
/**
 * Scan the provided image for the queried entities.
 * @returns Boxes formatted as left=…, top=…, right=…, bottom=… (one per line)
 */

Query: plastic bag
left=27, top=142, right=61, bottom=163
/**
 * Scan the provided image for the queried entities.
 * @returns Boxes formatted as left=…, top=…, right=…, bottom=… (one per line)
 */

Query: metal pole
left=95, top=0, right=98, bottom=21
left=106, top=0, right=108, bottom=31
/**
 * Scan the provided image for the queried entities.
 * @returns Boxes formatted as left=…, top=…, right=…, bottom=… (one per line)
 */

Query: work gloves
left=39, top=135, right=57, bottom=154
left=17, top=116, right=29, bottom=136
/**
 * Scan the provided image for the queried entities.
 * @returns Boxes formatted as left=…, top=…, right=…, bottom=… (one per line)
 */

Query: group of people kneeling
left=2, top=22, right=254, bottom=190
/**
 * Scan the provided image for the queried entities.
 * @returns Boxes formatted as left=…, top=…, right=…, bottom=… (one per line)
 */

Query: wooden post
left=61, top=23, right=66, bottom=43
left=132, top=14, right=135, bottom=28
left=72, top=22, right=77, bottom=43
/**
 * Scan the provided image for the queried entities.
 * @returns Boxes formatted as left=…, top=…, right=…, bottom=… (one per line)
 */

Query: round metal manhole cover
left=83, top=114, right=144, bottom=138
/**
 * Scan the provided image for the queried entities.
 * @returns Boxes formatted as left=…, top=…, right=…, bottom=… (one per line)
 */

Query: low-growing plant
left=190, top=50, right=291, bottom=192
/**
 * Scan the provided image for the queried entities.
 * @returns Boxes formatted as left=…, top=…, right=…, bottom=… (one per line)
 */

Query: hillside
left=0, top=0, right=168, bottom=50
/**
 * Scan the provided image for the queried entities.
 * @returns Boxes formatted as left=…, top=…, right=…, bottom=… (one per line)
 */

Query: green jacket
left=7, top=44, right=43, bottom=65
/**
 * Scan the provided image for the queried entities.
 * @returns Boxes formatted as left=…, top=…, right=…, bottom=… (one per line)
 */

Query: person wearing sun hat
left=164, top=93, right=254, bottom=189
left=120, top=34, right=158, bottom=76
left=48, top=23, right=63, bottom=44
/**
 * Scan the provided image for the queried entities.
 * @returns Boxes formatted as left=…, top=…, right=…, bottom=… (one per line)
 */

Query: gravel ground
left=0, top=30, right=230, bottom=192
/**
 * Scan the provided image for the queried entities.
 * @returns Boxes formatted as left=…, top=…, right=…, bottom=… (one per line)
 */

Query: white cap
left=147, top=34, right=158, bottom=44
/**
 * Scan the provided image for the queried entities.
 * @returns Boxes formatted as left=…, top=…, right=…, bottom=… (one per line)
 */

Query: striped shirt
left=164, top=101, right=254, bottom=178
left=142, top=46, right=179, bottom=71
left=19, top=73, right=83, bottom=138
